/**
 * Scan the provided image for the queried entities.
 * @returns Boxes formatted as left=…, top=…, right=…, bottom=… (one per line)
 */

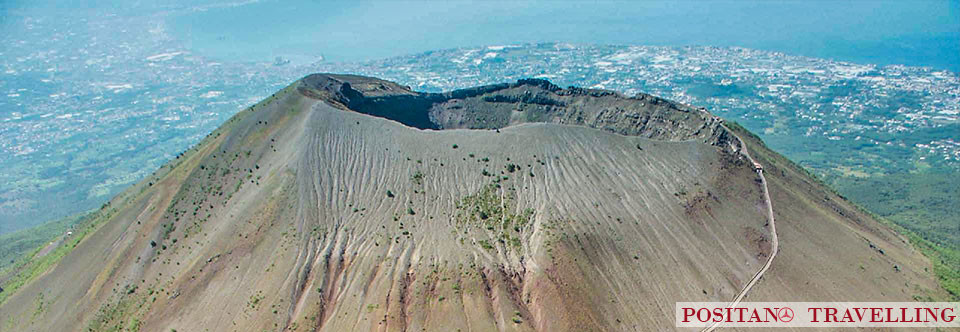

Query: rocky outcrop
left=298, top=73, right=728, bottom=145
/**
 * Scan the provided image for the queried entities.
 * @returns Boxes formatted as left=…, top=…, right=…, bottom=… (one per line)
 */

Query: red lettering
left=711, top=308, right=730, bottom=323
left=682, top=308, right=696, bottom=322
left=840, top=308, right=854, bottom=322
left=683, top=304, right=959, bottom=327
left=870, top=308, right=883, bottom=323
left=733, top=307, right=747, bottom=322
left=698, top=308, right=710, bottom=322
left=924, top=307, right=935, bottom=323
left=763, top=308, right=777, bottom=322
left=853, top=307, right=867, bottom=321
left=719, top=307, right=730, bottom=322
left=808, top=308, right=823, bottom=322
left=901, top=307, right=913, bottom=322
left=825, top=307, right=838, bottom=322
left=748, top=309, right=762, bottom=322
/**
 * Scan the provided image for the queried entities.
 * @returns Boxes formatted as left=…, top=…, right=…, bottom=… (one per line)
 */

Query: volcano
left=0, top=74, right=944, bottom=331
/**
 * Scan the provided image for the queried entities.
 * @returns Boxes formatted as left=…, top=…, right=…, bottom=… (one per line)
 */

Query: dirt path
left=701, top=123, right=780, bottom=332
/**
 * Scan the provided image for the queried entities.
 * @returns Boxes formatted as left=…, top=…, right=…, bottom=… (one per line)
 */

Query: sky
left=169, top=0, right=960, bottom=71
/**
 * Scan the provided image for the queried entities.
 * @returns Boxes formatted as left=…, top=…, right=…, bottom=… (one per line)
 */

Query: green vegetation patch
left=84, top=285, right=154, bottom=332
left=455, top=183, right=534, bottom=252
left=917, top=236, right=960, bottom=299
left=0, top=206, right=119, bottom=305
left=0, top=212, right=85, bottom=272
left=833, top=171, right=959, bottom=298
left=831, top=170, right=959, bottom=251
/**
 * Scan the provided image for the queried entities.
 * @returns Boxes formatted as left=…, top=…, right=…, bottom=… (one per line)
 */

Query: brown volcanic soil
left=0, top=74, right=945, bottom=331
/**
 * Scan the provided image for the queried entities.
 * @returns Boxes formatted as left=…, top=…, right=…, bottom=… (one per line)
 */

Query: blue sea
left=169, top=0, right=960, bottom=71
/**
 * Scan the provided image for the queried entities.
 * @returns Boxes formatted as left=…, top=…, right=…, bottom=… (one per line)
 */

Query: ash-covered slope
left=0, top=74, right=944, bottom=331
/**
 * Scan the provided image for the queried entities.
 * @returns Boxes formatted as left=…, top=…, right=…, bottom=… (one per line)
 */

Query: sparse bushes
left=478, top=240, right=494, bottom=250
left=411, top=171, right=424, bottom=185
left=386, top=190, right=395, bottom=198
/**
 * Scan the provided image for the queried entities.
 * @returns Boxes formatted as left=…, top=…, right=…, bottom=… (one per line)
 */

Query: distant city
left=335, top=44, right=959, bottom=167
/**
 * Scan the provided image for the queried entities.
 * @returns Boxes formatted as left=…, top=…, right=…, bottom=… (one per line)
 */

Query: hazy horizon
left=170, top=0, right=959, bottom=71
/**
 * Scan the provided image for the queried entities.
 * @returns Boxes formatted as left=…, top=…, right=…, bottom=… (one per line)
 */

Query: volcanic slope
left=0, top=74, right=945, bottom=331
